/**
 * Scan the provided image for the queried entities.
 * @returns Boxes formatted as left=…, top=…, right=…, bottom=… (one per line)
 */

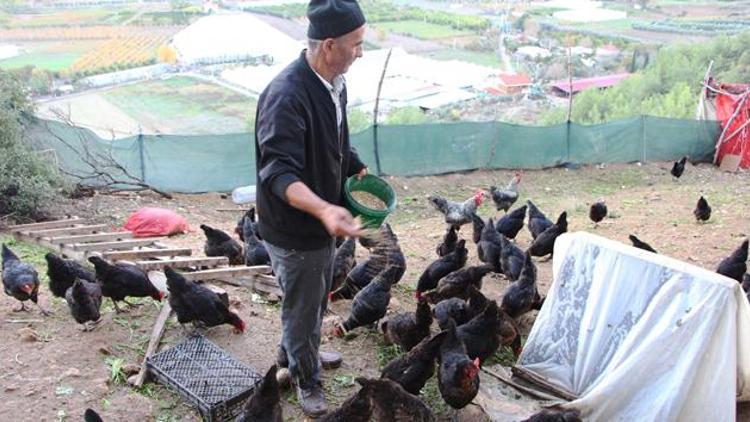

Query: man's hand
left=317, top=204, right=363, bottom=238
left=357, top=167, right=368, bottom=180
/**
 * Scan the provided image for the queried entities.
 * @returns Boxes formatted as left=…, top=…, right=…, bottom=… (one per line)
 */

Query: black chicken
left=381, top=330, right=447, bottom=395
left=416, top=239, right=467, bottom=299
left=235, top=207, right=261, bottom=242
left=457, top=300, right=501, bottom=362
left=499, top=234, right=525, bottom=280
left=165, top=266, right=246, bottom=333
left=424, top=265, right=493, bottom=304
left=84, top=409, right=104, bottom=422
left=2, top=244, right=45, bottom=314
left=589, top=200, right=607, bottom=226
left=471, top=212, right=484, bottom=244
left=527, top=200, right=553, bottom=240
left=356, top=377, right=435, bottom=422
left=334, top=265, right=399, bottom=336
left=671, top=156, right=688, bottom=179
left=436, top=226, right=458, bottom=257
left=716, top=239, right=749, bottom=282
left=501, top=252, right=541, bottom=318
left=320, top=382, right=372, bottom=422
left=438, top=319, right=480, bottom=410
left=496, top=204, right=527, bottom=239
left=242, top=216, right=270, bottom=266
left=331, top=224, right=404, bottom=301
left=382, top=298, right=432, bottom=351
left=489, top=172, right=522, bottom=213
left=88, top=256, right=163, bottom=312
left=694, top=196, right=711, bottom=222
left=529, top=211, right=568, bottom=258
left=629, top=234, right=657, bottom=253
left=200, top=224, right=244, bottom=265
left=331, top=237, right=356, bottom=293
left=65, top=278, right=102, bottom=331
left=521, top=408, right=582, bottom=422
left=45, top=252, right=96, bottom=298
left=477, top=218, right=503, bottom=273
left=433, top=285, right=487, bottom=330
left=238, top=365, right=282, bottom=422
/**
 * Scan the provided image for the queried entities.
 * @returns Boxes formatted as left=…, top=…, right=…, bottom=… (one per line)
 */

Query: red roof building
left=551, top=73, right=630, bottom=96
left=491, top=73, right=532, bottom=95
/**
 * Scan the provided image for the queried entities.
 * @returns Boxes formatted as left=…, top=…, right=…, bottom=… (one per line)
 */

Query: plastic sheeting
left=517, top=232, right=750, bottom=421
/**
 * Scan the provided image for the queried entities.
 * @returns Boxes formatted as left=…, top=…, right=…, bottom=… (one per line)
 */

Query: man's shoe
left=319, top=350, right=342, bottom=370
left=277, top=346, right=342, bottom=370
left=276, top=344, right=289, bottom=368
left=296, top=383, right=327, bottom=417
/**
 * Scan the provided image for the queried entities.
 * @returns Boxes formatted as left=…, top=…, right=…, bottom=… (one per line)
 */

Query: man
left=254, top=0, right=367, bottom=417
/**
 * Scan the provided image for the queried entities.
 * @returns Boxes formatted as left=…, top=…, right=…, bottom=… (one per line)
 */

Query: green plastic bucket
left=344, top=174, right=397, bottom=228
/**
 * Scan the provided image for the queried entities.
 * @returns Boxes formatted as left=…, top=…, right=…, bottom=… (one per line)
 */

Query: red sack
left=123, top=207, right=190, bottom=237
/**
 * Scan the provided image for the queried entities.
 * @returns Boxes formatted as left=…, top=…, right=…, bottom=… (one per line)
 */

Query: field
left=422, top=49, right=503, bottom=68
left=38, top=76, right=255, bottom=136
left=1, top=163, right=750, bottom=420
left=69, top=34, right=170, bottom=75
left=373, top=20, right=472, bottom=40
left=101, top=76, right=255, bottom=135
left=0, top=41, right=102, bottom=72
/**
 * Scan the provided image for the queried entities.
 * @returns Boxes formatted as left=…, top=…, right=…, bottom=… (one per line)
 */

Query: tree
left=347, top=108, right=370, bottom=133
left=0, top=70, right=60, bottom=220
left=157, top=44, right=178, bottom=64
left=385, top=107, right=432, bottom=125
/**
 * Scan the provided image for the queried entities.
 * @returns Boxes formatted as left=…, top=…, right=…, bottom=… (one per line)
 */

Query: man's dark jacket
left=255, top=51, right=366, bottom=251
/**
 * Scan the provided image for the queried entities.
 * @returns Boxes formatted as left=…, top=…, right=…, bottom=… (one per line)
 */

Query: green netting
left=26, top=116, right=720, bottom=193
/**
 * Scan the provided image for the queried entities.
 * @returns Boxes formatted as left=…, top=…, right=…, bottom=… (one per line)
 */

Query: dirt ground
left=2, top=162, right=750, bottom=421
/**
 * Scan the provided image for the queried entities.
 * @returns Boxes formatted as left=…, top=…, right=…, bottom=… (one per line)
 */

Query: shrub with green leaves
left=0, top=70, right=61, bottom=220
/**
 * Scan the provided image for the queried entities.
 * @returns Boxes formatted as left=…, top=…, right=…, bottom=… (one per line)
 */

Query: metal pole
left=138, top=126, right=146, bottom=181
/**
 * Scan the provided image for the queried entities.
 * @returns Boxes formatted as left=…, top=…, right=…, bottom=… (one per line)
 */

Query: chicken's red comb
left=327, top=292, right=334, bottom=302
left=414, top=291, right=422, bottom=300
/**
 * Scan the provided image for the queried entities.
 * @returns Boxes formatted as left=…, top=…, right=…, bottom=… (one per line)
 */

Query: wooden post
left=133, top=302, right=172, bottom=388
left=372, top=48, right=393, bottom=176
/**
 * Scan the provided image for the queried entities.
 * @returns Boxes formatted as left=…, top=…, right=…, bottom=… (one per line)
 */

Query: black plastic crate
left=146, top=334, right=262, bottom=422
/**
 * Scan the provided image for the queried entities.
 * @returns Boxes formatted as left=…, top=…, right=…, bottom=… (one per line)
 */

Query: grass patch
left=0, top=41, right=101, bottom=72
left=102, top=76, right=256, bottom=134
left=3, top=8, right=116, bottom=28
left=422, top=49, right=502, bottom=68
left=373, top=20, right=471, bottom=40
left=105, top=356, right=127, bottom=385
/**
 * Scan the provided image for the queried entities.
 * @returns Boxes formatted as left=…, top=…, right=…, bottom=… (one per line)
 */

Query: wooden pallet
left=6, top=217, right=282, bottom=297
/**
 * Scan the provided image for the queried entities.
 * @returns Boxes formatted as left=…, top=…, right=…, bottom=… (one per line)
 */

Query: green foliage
left=247, top=0, right=490, bottom=31
left=0, top=70, right=60, bottom=219
left=541, top=31, right=750, bottom=124
left=347, top=108, right=370, bottom=134
left=105, top=356, right=127, bottom=385
left=385, top=107, right=432, bottom=125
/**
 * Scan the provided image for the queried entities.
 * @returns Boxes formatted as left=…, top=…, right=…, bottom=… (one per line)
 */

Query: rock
left=276, top=367, right=292, bottom=389
left=5, top=385, right=18, bottom=392
left=62, top=368, right=81, bottom=378
left=127, top=374, right=139, bottom=386
left=17, top=327, right=38, bottom=342
left=98, top=345, right=112, bottom=355
left=267, top=293, right=280, bottom=303
left=122, top=364, right=141, bottom=376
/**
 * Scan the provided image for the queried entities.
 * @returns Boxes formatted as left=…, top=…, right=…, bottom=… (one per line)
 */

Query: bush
left=0, top=71, right=61, bottom=220
left=385, top=107, right=432, bottom=125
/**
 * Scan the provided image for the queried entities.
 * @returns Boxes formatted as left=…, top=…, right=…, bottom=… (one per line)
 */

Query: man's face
left=325, top=25, right=365, bottom=76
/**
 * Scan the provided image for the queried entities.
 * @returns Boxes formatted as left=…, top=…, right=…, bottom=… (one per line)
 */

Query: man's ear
left=323, top=38, right=336, bottom=52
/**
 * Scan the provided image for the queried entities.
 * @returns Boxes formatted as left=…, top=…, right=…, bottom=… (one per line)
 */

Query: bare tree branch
left=42, top=109, right=173, bottom=199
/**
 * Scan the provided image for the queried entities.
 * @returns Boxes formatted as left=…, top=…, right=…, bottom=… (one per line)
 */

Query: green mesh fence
left=27, top=116, right=719, bottom=193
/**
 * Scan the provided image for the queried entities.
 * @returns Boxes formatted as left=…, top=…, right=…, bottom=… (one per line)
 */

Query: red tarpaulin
left=714, top=83, right=750, bottom=168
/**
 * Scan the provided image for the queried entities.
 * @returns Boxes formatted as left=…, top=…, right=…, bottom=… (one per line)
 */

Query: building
left=488, top=73, right=532, bottom=95
left=550, top=73, right=630, bottom=97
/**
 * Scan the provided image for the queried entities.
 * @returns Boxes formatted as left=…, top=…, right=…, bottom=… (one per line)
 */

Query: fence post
left=641, top=115, right=646, bottom=163
left=138, top=129, right=146, bottom=182
left=372, top=124, right=382, bottom=176
left=566, top=120, right=571, bottom=163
